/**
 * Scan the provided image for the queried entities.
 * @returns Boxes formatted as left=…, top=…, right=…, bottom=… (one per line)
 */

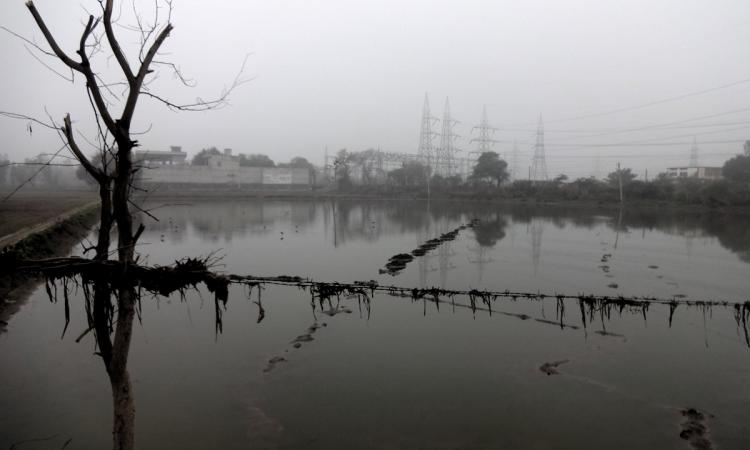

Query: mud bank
left=0, top=204, right=99, bottom=332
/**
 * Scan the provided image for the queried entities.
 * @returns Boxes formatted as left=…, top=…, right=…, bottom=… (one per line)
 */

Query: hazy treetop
left=2, top=0, right=750, bottom=179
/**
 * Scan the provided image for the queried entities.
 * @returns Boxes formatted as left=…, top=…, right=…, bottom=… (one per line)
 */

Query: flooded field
left=1, top=199, right=749, bottom=449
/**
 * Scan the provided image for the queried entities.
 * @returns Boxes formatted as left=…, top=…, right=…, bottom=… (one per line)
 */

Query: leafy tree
left=553, top=174, right=568, bottom=184
left=471, top=151, right=508, bottom=187
left=239, top=153, right=275, bottom=167
left=333, top=149, right=352, bottom=189
left=388, top=161, right=430, bottom=187
left=191, top=147, right=221, bottom=165
left=722, top=155, right=750, bottom=183
left=606, top=167, right=637, bottom=186
left=278, top=156, right=314, bottom=170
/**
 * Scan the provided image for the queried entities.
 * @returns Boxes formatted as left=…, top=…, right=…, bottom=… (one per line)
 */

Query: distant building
left=665, top=166, right=722, bottom=181
left=135, top=146, right=187, bottom=166
left=206, top=148, right=239, bottom=169
left=744, top=140, right=750, bottom=156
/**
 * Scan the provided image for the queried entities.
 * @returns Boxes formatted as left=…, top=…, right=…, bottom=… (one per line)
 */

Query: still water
left=1, top=199, right=749, bottom=449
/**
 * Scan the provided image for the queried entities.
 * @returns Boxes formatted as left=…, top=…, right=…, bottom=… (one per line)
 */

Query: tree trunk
left=96, top=181, right=113, bottom=261
left=109, top=140, right=137, bottom=450
left=113, top=141, right=135, bottom=263
left=109, top=286, right=136, bottom=450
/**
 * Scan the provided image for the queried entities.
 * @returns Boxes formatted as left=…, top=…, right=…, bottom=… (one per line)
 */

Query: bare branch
left=23, top=44, right=74, bottom=82
left=121, top=21, right=173, bottom=127
left=25, top=1, right=84, bottom=72
left=0, top=111, right=58, bottom=130
left=0, top=162, right=80, bottom=167
left=151, top=60, right=195, bottom=87
left=63, top=114, right=106, bottom=183
left=102, top=0, right=135, bottom=82
left=142, top=54, right=253, bottom=112
left=0, top=25, right=55, bottom=57
left=1, top=142, right=68, bottom=203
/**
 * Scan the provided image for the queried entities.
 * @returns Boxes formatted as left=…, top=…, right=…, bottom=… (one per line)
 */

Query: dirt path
left=0, top=190, right=97, bottom=250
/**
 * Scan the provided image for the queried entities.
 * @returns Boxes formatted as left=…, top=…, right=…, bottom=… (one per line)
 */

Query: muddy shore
left=0, top=202, right=99, bottom=332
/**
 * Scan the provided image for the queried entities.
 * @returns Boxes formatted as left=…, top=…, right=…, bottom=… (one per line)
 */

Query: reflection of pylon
left=530, top=115, right=548, bottom=182
left=689, top=137, right=699, bottom=167
left=467, top=245, right=494, bottom=284
left=437, top=224, right=457, bottom=288
left=530, top=220, right=543, bottom=275
left=418, top=225, right=431, bottom=288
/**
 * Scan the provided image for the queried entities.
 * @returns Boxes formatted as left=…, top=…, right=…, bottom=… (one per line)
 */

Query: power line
left=549, top=108, right=750, bottom=143
left=541, top=139, right=745, bottom=148
left=548, top=76, right=750, bottom=123
left=498, top=119, right=750, bottom=134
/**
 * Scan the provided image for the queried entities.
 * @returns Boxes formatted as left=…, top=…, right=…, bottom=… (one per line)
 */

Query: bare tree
left=10, top=2, right=246, bottom=448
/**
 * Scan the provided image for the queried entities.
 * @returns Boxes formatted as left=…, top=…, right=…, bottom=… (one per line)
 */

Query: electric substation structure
left=372, top=150, right=422, bottom=174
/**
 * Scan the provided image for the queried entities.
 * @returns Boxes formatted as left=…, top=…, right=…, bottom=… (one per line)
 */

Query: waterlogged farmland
left=1, top=199, right=749, bottom=449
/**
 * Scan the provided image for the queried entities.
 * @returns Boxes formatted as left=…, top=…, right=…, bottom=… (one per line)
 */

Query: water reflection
left=4, top=199, right=750, bottom=449
left=137, top=200, right=750, bottom=266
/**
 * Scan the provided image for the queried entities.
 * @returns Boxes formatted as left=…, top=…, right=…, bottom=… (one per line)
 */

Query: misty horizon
left=2, top=0, right=750, bottom=180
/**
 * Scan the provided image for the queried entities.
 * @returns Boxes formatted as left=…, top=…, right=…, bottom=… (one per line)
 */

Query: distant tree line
left=333, top=149, right=750, bottom=208
left=190, top=147, right=314, bottom=170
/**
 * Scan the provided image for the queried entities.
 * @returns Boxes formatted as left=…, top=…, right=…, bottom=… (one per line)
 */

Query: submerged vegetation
left=7, top=253, right=749, bottom=348
left=380, top=218, right=479, bottom=275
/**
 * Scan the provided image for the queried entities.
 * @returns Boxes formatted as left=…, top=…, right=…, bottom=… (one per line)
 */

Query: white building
left=665, top=166, right=722, bottom=181
left=135, top=146, right=187, bottom=166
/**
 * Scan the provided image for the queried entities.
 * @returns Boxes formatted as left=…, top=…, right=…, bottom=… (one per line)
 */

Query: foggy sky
left=2, top=0, right=750, bottom=179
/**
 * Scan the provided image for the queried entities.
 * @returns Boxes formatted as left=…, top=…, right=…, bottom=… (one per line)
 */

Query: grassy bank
left=0, top=190, right=97, bottom=242
left=0, top=204, right=99, bottom=332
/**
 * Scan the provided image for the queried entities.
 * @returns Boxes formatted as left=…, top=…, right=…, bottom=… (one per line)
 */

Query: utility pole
left=617, top=162, right=623, bottom=205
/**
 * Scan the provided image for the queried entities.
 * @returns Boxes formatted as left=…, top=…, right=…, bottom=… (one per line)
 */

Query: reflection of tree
left=703, top=216, right=750, bottom=263
left=472, top=214, right=507, bottom=248
left=530, top=220, right=544, bottom=275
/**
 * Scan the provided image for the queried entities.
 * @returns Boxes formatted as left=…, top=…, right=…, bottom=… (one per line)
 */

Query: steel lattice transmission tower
left=417, top=93, right=439, bottom=169
left=436, top=97, right=460, bottom=176
left=530, top=115, right=548, bottom=182
left=511, top=140, right=519, bottom=181
left=468, top=105, right=499, bottom=177
left=689, top=137, right=699, bottom=167
left=470, top=105, right=499, bottom=153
